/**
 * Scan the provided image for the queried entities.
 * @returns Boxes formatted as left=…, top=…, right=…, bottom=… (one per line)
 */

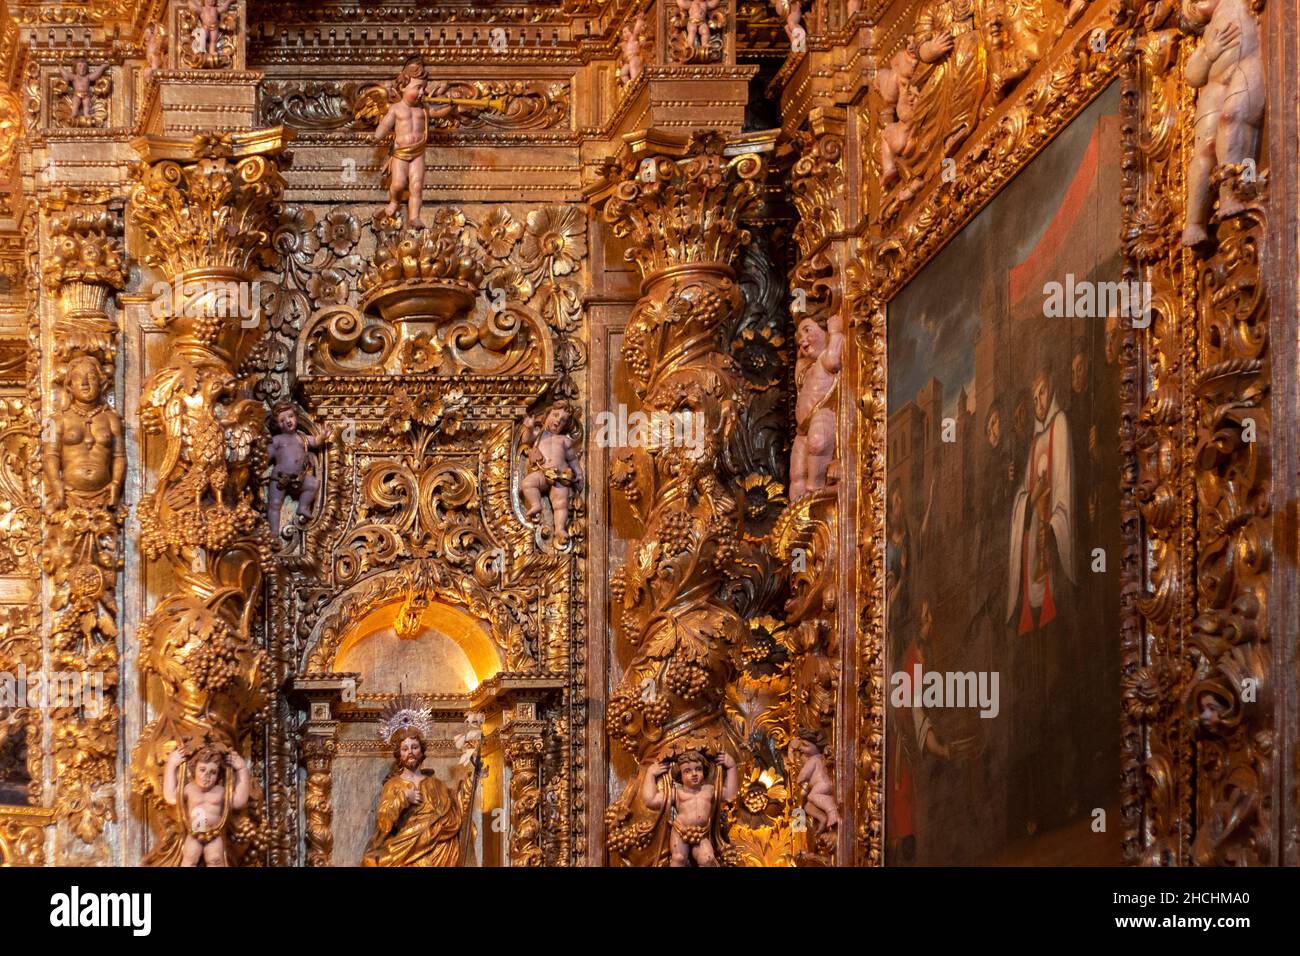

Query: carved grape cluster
left=605, top=816, right=653, bottom=853
left=642, top=695, right=669, bottom=725
left=658, top=506, right=694, bottom=555
left=184, top=626, right=242, bottom=692
left=664, top=657, right=709, bottom=699
left=191, top=313, right=224, bottom=346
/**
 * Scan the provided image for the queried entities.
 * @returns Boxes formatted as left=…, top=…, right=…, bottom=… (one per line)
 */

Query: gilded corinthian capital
left=130, top=129, right=292, bottom=277
left=602, top=130, right=763, bottom=278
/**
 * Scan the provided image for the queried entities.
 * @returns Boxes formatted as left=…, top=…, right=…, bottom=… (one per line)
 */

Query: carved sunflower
left=1123, top=663, right=1176, bottom=723
left=478, top=207, right=524, bottom=259
left=485, top=264, right=534, bottom=304
left=307, top=268, right=349, bottom=306
left=521, top=206, right=586, bottom=276
left=741, top=474, right=787, bottom=524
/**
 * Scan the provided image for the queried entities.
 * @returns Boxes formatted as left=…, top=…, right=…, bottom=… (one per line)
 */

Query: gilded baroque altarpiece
left=0, top=0, right=1294, bottom=866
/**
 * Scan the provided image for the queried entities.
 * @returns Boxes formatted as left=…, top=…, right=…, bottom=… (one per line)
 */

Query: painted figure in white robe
left=1005, top=367, right=1077, bottom=838
left=1007, top=369, right=1074, bottom=634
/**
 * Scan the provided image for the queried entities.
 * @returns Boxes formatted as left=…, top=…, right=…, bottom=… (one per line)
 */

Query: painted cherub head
left=792, top=729, right=827, bottom=756
left=271, top=400, right=298, bottom=434
left=541, top=402, right=573, bottom=434
left=672, top=749, right=709, bottom=788
left=796, top=317, right=828, bottom=358
left=190, top=744, right=226, bottom=790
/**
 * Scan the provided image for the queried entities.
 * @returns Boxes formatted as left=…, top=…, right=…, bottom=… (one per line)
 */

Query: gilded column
left=598, top=130, right=765, bottom=866
left=301, top=732, right=334, bottom=868
left=126, top=129, right=291, bottom=866
left=38, top=188, right=126, bottom=852
left=504, top=725, right=545, bottom=867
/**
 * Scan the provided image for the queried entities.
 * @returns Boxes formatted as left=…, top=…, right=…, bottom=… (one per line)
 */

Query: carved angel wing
left=141, top=366, right=187, bottom=484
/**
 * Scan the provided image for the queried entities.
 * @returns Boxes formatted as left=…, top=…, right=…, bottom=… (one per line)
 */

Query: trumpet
left=424, top=95, right=507, bottom=112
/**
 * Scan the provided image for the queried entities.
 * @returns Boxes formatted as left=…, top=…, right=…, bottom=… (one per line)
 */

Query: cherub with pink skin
left=163, top=744, right=251, bottom=867
left=188, top=0, right=235, bottom=56
left=785, top=2, right=807, bottom=52
left=642, top=750, right=739, bottom=867
left=142, top=25, right=165, bottom=84
left=59, top=61, right=109, bottom=119
left=789, top=730, right=840, bottom=833
left=1180, top=0, right=1264, bottom=247
left=372, top=70, right=430, bottom=228
left=790, top=312, right=845, bottom=499
left=620, top=15, right=646, bottom=84
left=876, top=44, right=920, bottom=193
left=520, top=403, right=583, bottom=546
left=676, top=0, right=721, bottom=49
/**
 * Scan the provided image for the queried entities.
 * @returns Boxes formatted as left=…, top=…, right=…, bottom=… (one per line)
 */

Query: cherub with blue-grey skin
left=266, top=402, right=336, bottom=540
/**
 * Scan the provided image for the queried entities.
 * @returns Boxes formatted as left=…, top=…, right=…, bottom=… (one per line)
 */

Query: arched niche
left=331, top=599, right=502, bottom=694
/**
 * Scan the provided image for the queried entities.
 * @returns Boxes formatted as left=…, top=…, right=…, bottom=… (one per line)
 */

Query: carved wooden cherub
left=790, top=312, right=845, bottom=499
left=188, top=0, right=235, bottom=57
left=642, top=749, right=738, bottom=867
left=59, top=60, right=109, bottom=120
left=620, top=15, right=646, bottom=84
left=785, top=2, right=807, bottom=52
left=163, top=743, right=250, bottom=867
left=372, top=66, right=430, bottom=228
left=142, top=24, right=166, bottom=84
left=1180, top=0, right=1264, bottom=247
left=789, top=730, right=840, bottom=833
left=266, top=402, right=335, bottom=540
left=44, top=354, right=125, bottom=511
left=876, top=44, right=921, bottom=195
left=519, top=402, right=583, bottom=546
left=676, top=0, right=721, bottom=49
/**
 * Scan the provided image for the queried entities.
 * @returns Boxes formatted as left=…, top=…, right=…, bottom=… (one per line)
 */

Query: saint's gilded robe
left=362, top=771, right=462, bottom=867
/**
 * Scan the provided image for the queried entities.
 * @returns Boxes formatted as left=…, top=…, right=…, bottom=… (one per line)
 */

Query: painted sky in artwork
left=887, top=84, right=1123, bottom=418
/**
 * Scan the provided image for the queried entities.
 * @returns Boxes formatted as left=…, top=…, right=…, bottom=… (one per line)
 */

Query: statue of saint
left=363, top=703, right=480, bottom=867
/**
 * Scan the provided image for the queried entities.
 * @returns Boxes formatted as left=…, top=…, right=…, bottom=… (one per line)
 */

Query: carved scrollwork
left=338, top=78, right=570, bottom=134
left=1184, top=202, right=1270, bottom=866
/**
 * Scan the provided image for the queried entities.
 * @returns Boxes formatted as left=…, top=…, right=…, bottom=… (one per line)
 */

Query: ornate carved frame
left=848, top=1, right=1285, bottom=866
